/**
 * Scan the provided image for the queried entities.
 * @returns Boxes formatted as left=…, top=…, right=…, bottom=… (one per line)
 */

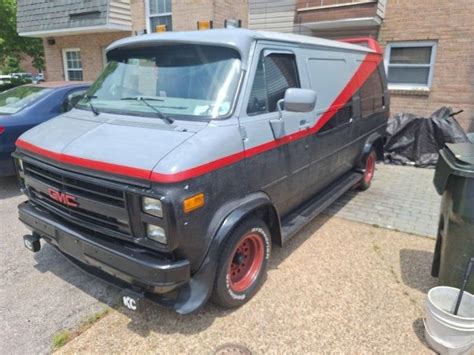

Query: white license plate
left=121, top=291, right=143, bottom=312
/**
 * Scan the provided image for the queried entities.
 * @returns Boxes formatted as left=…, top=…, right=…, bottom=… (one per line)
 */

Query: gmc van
left=14, top=29, right=389, bottom=314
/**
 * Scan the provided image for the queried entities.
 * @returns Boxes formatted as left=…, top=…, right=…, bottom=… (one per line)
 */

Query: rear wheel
left=211, top=218, right=271, bottom=308
left=358, top=149, right=377, bottom=191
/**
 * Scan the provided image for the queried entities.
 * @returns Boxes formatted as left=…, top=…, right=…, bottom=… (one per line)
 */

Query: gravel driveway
left=0, top=176, right=120, bottom=354
left=58, top=217, right=437, bottom=354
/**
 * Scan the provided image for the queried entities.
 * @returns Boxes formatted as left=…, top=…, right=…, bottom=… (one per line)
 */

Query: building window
left=148, top=0, right=172, bottom=32
left=384, top=41, right=437, bottom=90
left=62, top=48, right=83, bottom=81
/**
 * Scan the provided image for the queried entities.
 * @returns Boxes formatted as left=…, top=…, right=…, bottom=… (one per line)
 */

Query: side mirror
left=283, top=88, right=317, bottom=113
left=270, top=88, right=317, bottom=139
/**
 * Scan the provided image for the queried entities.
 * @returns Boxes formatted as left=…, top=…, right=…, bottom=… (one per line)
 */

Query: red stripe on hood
left=16, top=52, right=382, bottom=184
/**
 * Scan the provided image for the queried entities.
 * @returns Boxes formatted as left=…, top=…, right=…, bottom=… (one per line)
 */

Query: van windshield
left=77, top=44, right=241, bottom=119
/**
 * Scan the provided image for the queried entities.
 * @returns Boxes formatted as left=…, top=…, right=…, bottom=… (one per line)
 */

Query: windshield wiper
left=121, top=96, right=164, bottom=102
left=120, top=96, right=173, bottom=124
left=85, top=94, right=99, bottom=116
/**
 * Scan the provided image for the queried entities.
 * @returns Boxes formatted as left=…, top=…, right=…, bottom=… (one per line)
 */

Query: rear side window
left=319, top=101, right=353, bottom=133
left=360, top=64, right=384, bottom=117
left=247, top=52, right=300, bottom=115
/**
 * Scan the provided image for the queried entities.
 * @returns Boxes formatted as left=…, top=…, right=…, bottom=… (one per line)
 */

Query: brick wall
left=19, top=55, right=40, bottom=76
left=172, top=0, right=214, bottom=31
left=42, top=32, right=129, bottom=82
left=172, top=0, right=248, bottom=31
left=379, top=0, right=474, bottom=132
left=298, top=1, right=378, bottom=23
left=213, top=0, right=248, bottom=29
left=131, top=0, right=146, bottom=32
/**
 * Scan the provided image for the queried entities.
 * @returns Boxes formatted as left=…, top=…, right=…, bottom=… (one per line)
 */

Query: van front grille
left=23, top=160, right=132, bottom=238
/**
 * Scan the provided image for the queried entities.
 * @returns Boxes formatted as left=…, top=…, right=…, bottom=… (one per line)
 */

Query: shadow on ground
left=399, top=248, right=437, bottom=293
left=31, top=212, right=333, bottom=337
left=0, top=176, right=21, bottom=199
left=412, top=318, right=429, bottom=348
left=33, top=244, right=121, bottom=307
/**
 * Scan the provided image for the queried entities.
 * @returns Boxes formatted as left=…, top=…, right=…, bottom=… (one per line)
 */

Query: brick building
left=16, top=0, right=248, bottom=82
left=248, top=0, right=473, bottom=131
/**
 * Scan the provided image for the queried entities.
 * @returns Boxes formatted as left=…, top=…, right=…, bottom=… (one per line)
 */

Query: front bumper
left=19, top=201, right=190, bottom=294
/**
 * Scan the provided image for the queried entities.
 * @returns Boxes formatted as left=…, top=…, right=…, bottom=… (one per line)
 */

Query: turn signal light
left=155, top=24, right=167, bottom=32
left=0, top=126, right=5, bottom=134
left=183, top=193, right=205, bottom=213
left=197, top=21, right=213, bottom=30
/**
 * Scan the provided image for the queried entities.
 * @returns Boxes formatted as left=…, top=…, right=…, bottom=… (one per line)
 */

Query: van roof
left=106, top=29, right=380, bottom=69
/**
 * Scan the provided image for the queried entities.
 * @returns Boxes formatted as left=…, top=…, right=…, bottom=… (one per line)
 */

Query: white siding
left=109, top=0, right=132, bottom=27
left=377, top=0, right=387, bottom=19
left=248, top=0, right=296, bottom=33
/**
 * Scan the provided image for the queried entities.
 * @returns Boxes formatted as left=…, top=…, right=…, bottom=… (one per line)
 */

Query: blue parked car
left=0, top=81, right=90, bottom=176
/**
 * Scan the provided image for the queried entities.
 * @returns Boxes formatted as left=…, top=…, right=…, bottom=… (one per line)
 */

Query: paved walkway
left=325, top=164, right=441, bottom=238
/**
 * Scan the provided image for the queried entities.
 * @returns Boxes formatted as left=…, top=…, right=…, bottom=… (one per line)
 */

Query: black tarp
left=384, top=107, right=469, bottom=168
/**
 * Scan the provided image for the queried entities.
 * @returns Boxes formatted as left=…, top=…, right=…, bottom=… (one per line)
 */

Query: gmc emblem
left=48, top=188, right=79, bottom=208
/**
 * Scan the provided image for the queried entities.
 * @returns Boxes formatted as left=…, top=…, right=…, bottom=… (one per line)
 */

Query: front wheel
left=358, top=149, right=377, bottom=191
left=211, top=218, right=271, bottom=308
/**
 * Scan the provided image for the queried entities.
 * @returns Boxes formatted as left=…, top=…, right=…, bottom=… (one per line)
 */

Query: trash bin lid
left=446, top=143, right=474, bottom=168
left=434, top=143, right=474, bottom=194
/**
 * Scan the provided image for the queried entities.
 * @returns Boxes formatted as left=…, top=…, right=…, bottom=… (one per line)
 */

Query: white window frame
left=145, top=0, right=172, bottom=33
left=62, top=48, right=83, bottom=81
left=384, top=41, right=437, bottom=91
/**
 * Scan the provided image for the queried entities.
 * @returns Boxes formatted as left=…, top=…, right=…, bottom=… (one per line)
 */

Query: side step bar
left=281, top=171, right=363, bottom=244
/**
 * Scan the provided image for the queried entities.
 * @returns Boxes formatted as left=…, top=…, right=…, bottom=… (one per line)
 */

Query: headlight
left=142, top=197, right=163, bottom=218
left=146, top=224, right=166, bottom=244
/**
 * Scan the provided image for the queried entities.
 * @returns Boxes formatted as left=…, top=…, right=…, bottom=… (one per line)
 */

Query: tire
left=358, top=149, right=377, bottom=191
left=211, top=218, right=271, bottom=308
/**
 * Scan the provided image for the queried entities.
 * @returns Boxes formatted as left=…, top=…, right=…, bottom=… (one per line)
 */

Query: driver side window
left=247, top=52, right=300, bottom=116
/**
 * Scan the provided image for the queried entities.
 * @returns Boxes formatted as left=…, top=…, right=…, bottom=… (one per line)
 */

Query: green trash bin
left=431, top=143, right=474, bottom=293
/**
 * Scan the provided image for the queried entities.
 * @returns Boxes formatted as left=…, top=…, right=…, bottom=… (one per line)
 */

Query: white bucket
left=424, top=286, right=474, bottom=354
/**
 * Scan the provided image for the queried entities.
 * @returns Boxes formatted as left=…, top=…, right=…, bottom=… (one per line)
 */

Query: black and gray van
left=14, top=29, right=389, bottom=314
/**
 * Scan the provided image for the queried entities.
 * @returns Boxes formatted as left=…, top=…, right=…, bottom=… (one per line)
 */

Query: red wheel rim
left=228, top=233, right=265, bottom=293
left=364, top=153, right=376, bottom=184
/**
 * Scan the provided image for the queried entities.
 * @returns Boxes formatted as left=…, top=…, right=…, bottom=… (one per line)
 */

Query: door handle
left=299, top=120, right=311, bottom=130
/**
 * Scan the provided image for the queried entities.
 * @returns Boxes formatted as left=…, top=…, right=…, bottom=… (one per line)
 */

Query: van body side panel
left=238, top=43, right=383, bottom=216
left=303, top=50, right=363, bottom=196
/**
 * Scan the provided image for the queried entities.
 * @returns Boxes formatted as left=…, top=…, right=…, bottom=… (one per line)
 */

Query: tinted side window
left=247, top=52, right=300, bottom=115
left=265, top=54, right=300, bottom=112
left=319, top=101, right=353, bottom=133
left=247, top=58, right=267, bottom=114
left=360, top=64, right=384, bottom=117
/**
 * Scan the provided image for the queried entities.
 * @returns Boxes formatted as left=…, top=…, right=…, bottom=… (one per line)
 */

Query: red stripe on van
left=15, top=139, right=152, bottom=180
left=16, top=53, right=382, bottom=184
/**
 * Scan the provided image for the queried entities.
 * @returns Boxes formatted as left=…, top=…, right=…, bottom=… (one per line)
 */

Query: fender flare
left=172, top=192, right=280, bottom=314
left=358, top=132, right=385, bottom=168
